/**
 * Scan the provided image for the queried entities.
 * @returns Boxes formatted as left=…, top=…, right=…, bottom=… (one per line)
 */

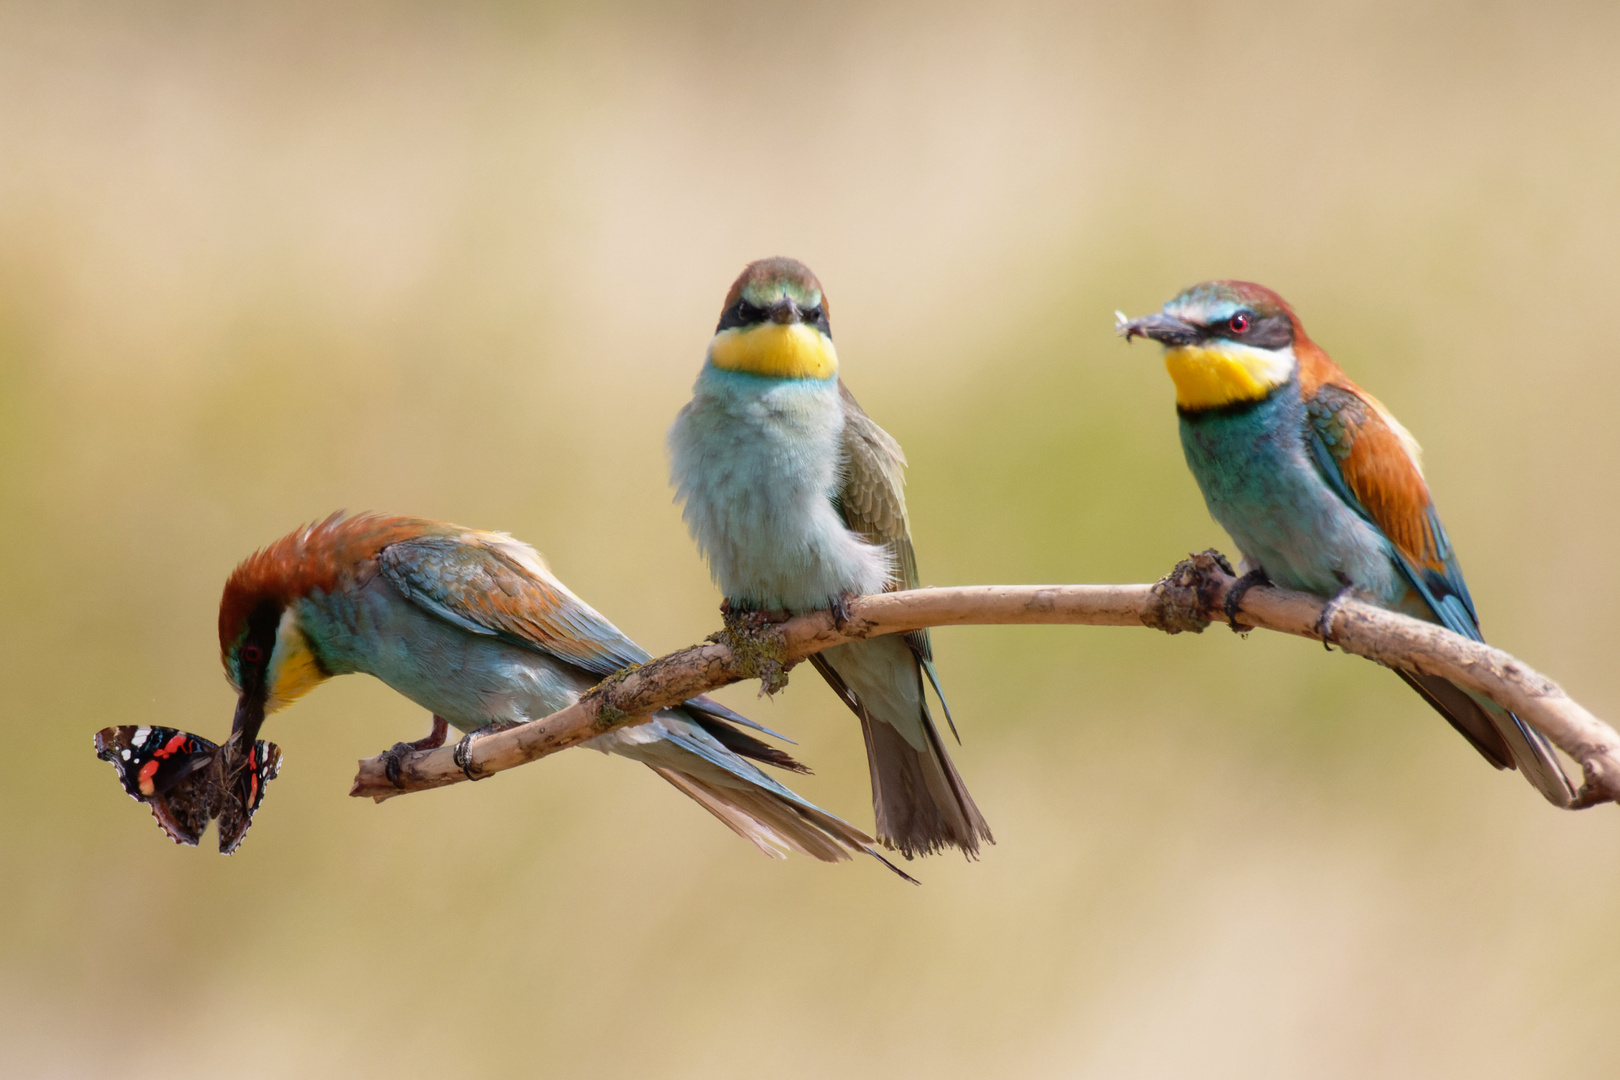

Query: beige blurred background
left=3, top=1, right=1618, bottom=1076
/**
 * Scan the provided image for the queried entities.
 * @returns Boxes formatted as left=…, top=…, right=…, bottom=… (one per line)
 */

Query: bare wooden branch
left=350, top=552, right=1620, bottom=809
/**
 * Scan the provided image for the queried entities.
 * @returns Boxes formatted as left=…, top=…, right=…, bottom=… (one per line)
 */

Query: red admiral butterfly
left=94, top=726, right=282, bottom=854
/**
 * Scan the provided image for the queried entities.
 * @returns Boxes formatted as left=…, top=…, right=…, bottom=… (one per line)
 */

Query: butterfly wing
left=215, top=739, right=284, bottom=855
left=95, top=726, right=219, bottom=846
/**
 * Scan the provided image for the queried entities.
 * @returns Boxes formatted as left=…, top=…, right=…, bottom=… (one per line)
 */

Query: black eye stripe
left=236, top=600, right=281, bottom=694
left=716, top=300, right=766, bottom=333
left=714, top=297, right=832, bottom=337
left=1207, top=312, right=1292, bottom=349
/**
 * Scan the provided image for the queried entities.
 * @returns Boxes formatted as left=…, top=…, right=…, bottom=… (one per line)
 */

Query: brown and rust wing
left=1304, top=379, right=1471, bottom=630
left=375, top=532, right=804, bottom=766
left=376, top=531, right=649, bottom=677
left=1303, top=377, right=1574, bottom=804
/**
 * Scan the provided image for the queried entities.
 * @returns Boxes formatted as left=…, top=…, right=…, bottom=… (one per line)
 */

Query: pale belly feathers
left=669, top=368, right=891, bottom=612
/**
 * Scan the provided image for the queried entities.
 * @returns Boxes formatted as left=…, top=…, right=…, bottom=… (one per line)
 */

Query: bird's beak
left=768, top=299, right=800, bottom=325
left=228, top=691, right=266, bottom=762
left=1116, top=311, right=1200, bottom=346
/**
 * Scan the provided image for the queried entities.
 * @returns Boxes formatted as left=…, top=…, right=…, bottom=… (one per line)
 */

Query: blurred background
left=3, top=1, right=1618, bottom=1076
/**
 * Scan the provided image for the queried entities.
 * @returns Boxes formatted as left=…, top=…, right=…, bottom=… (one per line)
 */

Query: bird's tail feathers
left=1494, top=713, right=1577, bottom=807
left=647, top=766, right=878, bottom=865
left=1398, top=671, right=1575, bottom=806
left=1398, top=670, right=1513, bottom=768
left=619, top=715, right=887, bottom=868
left=919, top=656, right=960, bottom=744
left=858, top=705, right=992, bottom=859
left=682, top=693, right=795, bottom=743
left=811, top=649, right=992, bottom=860
left=681, top=703, right=810, bottom=774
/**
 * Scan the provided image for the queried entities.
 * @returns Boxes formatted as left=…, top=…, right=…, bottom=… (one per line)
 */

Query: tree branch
left=349, top=551, right=1620, bottom=809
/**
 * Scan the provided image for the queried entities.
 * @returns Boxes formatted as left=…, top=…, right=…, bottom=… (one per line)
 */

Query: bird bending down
left=96, top=512, right=889, bottom=864
left=669, top=257, right=993, bottom=858
left=1118, top=281, right=1575, bottom=806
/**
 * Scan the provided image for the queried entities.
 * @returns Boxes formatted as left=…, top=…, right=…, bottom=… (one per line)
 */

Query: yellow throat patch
left=708, top=323, right=838, bottom=380
left=266, top=611, right=328, bottom=713
left=1163, top=343, right=1294, bottom=410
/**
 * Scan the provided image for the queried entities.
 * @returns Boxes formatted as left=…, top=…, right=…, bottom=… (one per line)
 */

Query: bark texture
left=350, top=552, right=1620, bottom=809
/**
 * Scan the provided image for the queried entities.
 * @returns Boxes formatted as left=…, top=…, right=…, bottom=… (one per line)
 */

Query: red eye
left=1228, top=313, right=1251, bottom=334
left=242, top=645, right=264, bottom=665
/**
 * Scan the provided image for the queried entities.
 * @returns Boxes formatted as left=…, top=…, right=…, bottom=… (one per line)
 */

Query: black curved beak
left=1117, top=311, right=1200, bottom=346
left=767, top=299, right=801, bottom=325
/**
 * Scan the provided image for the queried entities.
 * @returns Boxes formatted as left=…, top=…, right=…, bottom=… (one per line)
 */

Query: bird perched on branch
left=96, top=512, right=886, bottom=863
left=1118, top=280, right=1576, bottom=805
left=669, top=257, right=992, bottom=859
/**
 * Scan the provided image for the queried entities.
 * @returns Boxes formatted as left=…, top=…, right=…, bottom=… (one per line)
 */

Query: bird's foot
left=381, top=715, right=450, bottom=788
left=382, top=743, right=410, bottom=788
left=453, top=732, right=487, bottom=782
left=717, top=604, right=794, bottom=697
left=1224, top=567, right=1272, bottom=633
left=1316, top=578, right=1356, bottom=651
left=829, top=592, right=859, bottom=634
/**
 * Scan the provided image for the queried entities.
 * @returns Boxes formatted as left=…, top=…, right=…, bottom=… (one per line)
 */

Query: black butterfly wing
left=215, top=740, right=283, bottom=855
left=94, top=726, right=218, bottom=847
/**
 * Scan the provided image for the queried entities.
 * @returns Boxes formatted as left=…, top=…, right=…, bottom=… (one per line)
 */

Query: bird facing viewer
left=669, top=258, right=993, bottom=858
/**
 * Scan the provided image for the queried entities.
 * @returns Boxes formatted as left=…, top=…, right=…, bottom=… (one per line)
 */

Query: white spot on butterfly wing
left=120, top=748, right=131, bottom=760
left=133, top=726, right=151, bottom=745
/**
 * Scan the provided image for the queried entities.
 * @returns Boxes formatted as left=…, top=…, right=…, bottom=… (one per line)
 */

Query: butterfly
left=94, top=726, right=282, bottom=854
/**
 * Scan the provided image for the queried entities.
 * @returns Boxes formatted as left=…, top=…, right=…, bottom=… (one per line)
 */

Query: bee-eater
left=96, top=512, right=886, bottom=860
left=668, top=257, right=992, bottom=858
left=1118, top=281, right=1575, bottom=805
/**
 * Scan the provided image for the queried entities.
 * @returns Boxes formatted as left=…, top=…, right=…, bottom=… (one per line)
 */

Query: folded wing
left=1302, top=375, right=1574, bottom=805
